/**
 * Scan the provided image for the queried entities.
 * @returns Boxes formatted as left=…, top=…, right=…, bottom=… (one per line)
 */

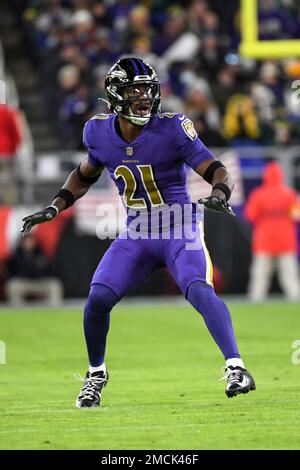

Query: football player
left=21, top=58, right=255, bottom=407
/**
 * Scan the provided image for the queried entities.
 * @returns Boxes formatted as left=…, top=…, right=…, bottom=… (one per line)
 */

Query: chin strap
left=119, top=101, right=153, bottom=126
left=122, top=114, right=150, bottom=126
left=97, top=97, right=111, bottom=109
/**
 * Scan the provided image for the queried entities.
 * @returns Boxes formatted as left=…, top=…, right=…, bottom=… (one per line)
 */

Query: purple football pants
left=91, top=224, right=213, bottom=298
left=84, top=224, right=240, bottom=366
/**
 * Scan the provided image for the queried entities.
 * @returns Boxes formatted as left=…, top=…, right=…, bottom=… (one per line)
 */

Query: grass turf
left=0, top=301, right=300, bottom=450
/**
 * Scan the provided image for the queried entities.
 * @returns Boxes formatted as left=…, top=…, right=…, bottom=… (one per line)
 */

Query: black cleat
left=221, top=366, right=256, bottom=398
left=75, top=369, right=109, bottom=408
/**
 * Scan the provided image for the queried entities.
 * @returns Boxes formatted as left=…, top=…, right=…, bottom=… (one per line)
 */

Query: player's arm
left=21, top=158, right=103, bottom=234
left=173, top=113, right=235, bottom=215
left=195, top=159, right=236, bottom=216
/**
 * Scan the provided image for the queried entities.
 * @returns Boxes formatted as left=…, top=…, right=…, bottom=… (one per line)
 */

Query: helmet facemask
left=117, top=82, right=160, bottom=125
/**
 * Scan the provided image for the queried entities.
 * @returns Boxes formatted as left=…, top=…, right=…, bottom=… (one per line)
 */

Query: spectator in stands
left=283, top=60, right=300, bottom=144
left=0, top=104, right=22, bottom=205
left=222, top=94, right=261, bottom=143
left=187, top=0, right=209, bottom=36
left=184, top=86, right=220, bottom=137
left=5, top=233, right=63, bottom=306
left=245, top=161, right=300, bottom=301
left=71, top=9, right=94, bottom=45
left=212, top=68, right=238, bottom=115
left=126, top=5, right=153, bottom=44
left=152, top=7, right=187, bottom=56
left=90, top=1, right=113, bottom=29
left=260, top=61, right=284, bottom=106
left=160, top=81, right=184, bottom=114
left=87, top=28, right=116, bottom=65
left=198, top=34, right=223, bottom=79
left=56, top=63, right=92, bottom=148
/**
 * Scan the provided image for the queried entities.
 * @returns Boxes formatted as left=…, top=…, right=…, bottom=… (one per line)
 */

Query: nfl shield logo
left=126, top=147, right=134, bottom=156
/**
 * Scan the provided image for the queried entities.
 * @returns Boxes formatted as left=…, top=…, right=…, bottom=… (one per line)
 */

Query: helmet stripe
left=130, top=59, right=141, bottom=76
left=138, top=59, right=149, bottom=75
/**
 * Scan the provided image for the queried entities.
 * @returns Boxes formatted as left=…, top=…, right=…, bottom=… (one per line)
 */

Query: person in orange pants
left=245, top=161, right=300, bottom=301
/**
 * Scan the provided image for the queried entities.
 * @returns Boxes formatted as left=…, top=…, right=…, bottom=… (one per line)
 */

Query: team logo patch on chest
left=126, top=146, right=134, bottom=156
left=181, top=118, right=197, bottom=141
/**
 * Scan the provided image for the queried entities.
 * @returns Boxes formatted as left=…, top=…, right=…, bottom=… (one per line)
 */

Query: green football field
left=0, top=301, right=300, bottom=450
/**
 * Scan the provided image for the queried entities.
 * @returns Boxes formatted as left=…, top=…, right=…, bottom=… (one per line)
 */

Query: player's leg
left=164, top=223, right=255, bottom=398
left=248, top=254, right=273, bottom=301
left=76, top=283, right=117, bottom=408
left=85, top=236, right=160, bottom=365
left=76, top=235, right=160, bottom=408
left=84, top=284, right=118, bottom=368
left=277, top=253, right=300, bottom=300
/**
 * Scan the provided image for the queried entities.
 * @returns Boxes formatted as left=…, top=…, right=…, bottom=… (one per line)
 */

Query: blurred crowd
left=13, top=0, right=300, bottom=150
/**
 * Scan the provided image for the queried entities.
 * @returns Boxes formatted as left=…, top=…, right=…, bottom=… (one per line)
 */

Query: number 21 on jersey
left=114, top=165, right=164, bottom=208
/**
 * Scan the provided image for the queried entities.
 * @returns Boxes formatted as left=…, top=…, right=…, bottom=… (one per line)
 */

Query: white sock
left=89, top=363, right=106, bottom=374
left=226, top=358, right=245, bottom=369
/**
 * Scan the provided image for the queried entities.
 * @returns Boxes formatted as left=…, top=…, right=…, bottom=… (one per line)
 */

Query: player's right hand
left=198, top=196, right=236, bottom=216
left=21, top=206, right=58, bottom=235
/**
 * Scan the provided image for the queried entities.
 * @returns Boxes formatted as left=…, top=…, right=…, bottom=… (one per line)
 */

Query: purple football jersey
left=83, top=112, right=214, bottom=229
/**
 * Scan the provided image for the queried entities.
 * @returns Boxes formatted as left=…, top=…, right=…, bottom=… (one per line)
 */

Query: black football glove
left=21, top=206, right=58, bottom=235
left=198, top=196, right=236, bottom=216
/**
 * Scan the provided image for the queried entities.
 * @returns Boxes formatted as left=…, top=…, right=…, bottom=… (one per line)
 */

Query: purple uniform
left=75, top=58, right=248, bottom=405
left=83, top=112, right=215, bottom=298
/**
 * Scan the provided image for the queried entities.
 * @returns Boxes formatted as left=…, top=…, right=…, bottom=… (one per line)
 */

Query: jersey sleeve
left=174, top=114, right=215, bottom=169
left=83, top=120, right=105, bottom=168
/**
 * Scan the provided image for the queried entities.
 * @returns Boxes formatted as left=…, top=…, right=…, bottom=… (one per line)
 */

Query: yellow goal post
left=239, top=0, right=300, bottom=59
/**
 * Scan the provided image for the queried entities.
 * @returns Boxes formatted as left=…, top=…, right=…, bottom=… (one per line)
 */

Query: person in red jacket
left=0, top=104, right=22, bottom=204
left=245, top=161, right=300, bottom=300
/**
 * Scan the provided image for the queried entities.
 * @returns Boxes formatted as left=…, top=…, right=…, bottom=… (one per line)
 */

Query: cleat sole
left=226, top=385, right=255, bottom=398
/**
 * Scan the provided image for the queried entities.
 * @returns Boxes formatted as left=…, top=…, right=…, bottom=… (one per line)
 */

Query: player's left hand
left=198, top=196, right=236, bottom=216
left=21, top=206, right=58, bottom=235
